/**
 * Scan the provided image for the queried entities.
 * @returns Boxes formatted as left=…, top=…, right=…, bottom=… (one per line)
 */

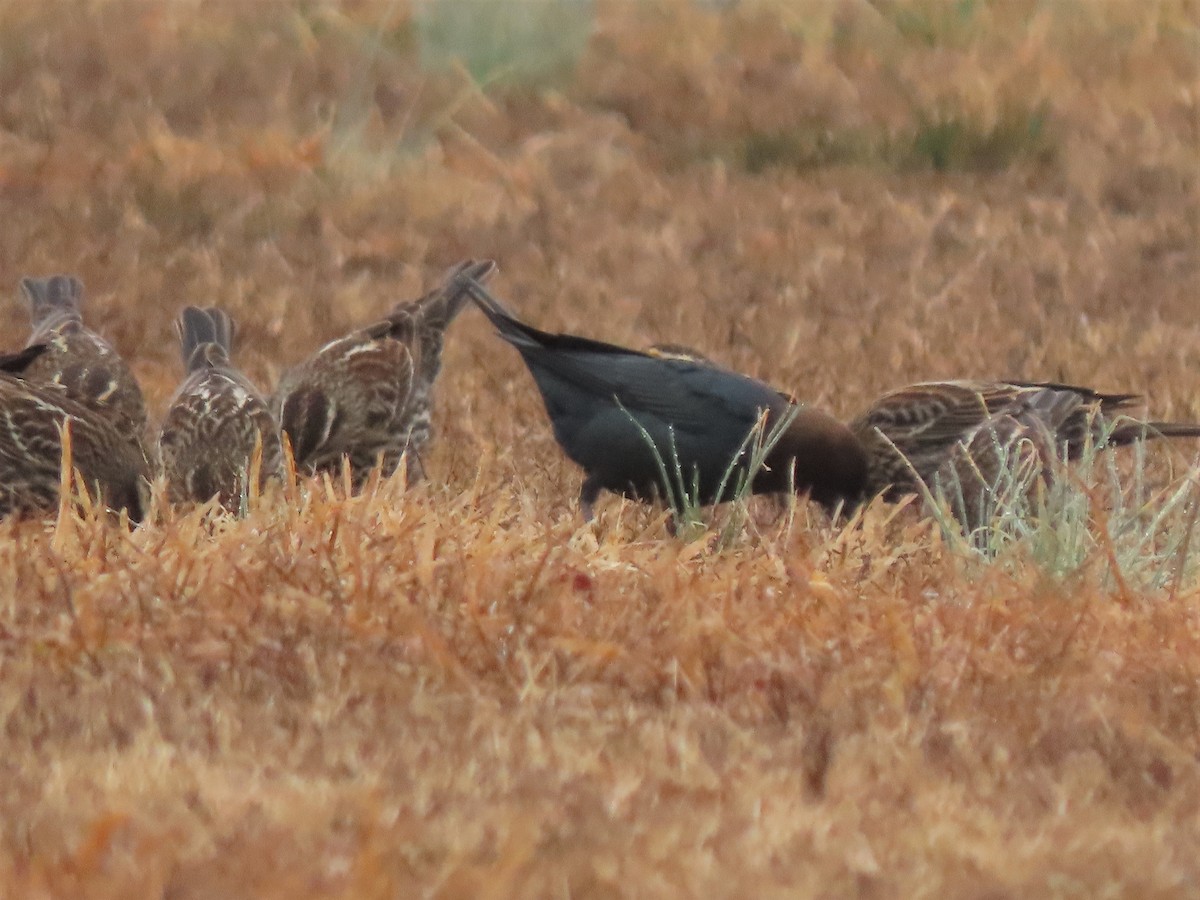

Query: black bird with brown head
left=461, top=277, right=868, bottom=520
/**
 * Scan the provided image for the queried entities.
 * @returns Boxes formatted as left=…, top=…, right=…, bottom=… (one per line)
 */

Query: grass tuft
left=1, top=0, right=1198, bottom=892
left=415, top=0, right=595, bottom=87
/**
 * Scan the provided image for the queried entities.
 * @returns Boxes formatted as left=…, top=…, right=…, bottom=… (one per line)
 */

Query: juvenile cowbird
left=159, top=307, right=284, bottom=512
left=853, top=380, right=1200, bottom=508
left=463, top=279, right=868, bottom=519
left=19, top=275, right=148, bottom=436
left=0, top=344, right=150, bottom=520
left=274, top=259, right=495, bottom=488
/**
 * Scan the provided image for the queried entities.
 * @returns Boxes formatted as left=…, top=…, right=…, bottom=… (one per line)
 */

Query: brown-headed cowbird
left=0, top=344, right=150, bottom=520
left=463, top=278, right=868, bottom=520
left=273, top=259, right=495, bottom=488
left=19, top=275, right=148, bottom=437
left=159, top=307, right=284, bottom=512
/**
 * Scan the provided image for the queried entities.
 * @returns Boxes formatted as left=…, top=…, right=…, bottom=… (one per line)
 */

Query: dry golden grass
left=1, top=0, right=1199, bottom=895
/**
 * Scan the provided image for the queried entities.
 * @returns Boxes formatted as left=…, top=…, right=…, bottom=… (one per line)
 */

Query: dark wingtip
left=1118, top=420, right=1200, bottom=443
left=0, top=343, right=50, bottom=375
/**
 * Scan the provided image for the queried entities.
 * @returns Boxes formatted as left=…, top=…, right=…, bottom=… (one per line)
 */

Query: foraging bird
left=925, top=387, right=1079, bottom=532
left=0, top=344, right=151, bottom=521
left=159, top=307, right=284, bottom=512
left=19, top=275, right=148, bottom=436
left=274, top=259, right=495, bottom=488
left=646, top=346, right=1200, bottom=529
left=464, top=279, right=868, bottom=519
left=851, top=380, right=1200, bottom=507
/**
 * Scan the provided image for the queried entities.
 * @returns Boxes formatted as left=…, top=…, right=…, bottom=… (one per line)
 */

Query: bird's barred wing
left=276, top=336, right=414, bottom=469
left=853, top=381, right=1036, bottom=448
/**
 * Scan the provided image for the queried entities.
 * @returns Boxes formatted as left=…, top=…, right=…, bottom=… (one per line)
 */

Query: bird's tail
left=177, top=306, right=235, bottom=372
left=0, top=343, right=50, bottom=375
left=456, top=272, right=548, bottom=352
left=1111, top=419, right=1200, bottom=445
left=391, top=258, right=498, bottom=333
left=1015, top=386, right=1092, bottom=432
left=430, top=258, right=498, bottom=329
left=21, top=274, right=85, bottom=333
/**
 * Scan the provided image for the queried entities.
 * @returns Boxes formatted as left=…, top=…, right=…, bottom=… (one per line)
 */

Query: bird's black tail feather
left=1112, top=419, right=1200, bottom=445
left=390, top=258, right=498, bottom=333
left=461, top=276, right=654, bottom=360
left=178, top=306, right=235, bottom=371
left=430, top=258, right=497, bottom=329
left=0, top=343, right=50, bottom=375
left=458, top=275, right=551, bottom=352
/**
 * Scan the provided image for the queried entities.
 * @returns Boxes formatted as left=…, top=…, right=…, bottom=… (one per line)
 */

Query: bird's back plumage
left=274, top=259, right=494, bottom=487
left=159, top=307, right=283, bottom=512
left=0, top=344, right=150, bottom=521
left=18, top=275, right=149, bottom=437
left=464, top=277, right=867, bottom=517
left=855, top=379, right=1200, bottom=513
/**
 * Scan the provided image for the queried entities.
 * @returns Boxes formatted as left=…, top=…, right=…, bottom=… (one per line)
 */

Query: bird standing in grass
left=159, top=307, right=283, bottom=512
left=646, top=345, right=1200, bottom=529
left=19, top=275, right=148, bottom=437
left=0, top=344, right=150, bottom=521
left=849, top=379, right=1200, bottom=528
left=273, top=259, right=495, bottom=489
left=463, top=278, right=868, bottom=520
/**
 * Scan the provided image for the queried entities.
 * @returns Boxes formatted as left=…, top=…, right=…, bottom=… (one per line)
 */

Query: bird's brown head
left=758, top=406, right=869, bottom=511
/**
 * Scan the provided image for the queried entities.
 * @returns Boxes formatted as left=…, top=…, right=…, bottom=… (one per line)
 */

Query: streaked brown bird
left=159, top=307, right=284, bottom=512
left=19, top=275, right=148, bottom=436
left=852, top=380, right=1200, bottom=519
left=924, top=388, right=1077, bottom=531
left=0, top=344, right=151, bottom=521
left=648, top=345, right=1200, bottom=528
left=273, top=259, right=495, bottom=488
left=465, top=279, right=868, bottom=520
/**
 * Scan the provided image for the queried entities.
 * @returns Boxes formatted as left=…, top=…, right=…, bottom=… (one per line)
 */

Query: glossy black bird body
left=464, top=280, right=868, bottom=518
left=159, top=307, right=283, bottom=511
left=0, top=344, right=150, bottom=520
left=19, top=275, right=148, bottom=437
left=274, top=259, right=495, bottom=488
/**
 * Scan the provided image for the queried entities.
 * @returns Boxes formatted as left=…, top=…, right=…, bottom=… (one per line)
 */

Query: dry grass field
left=1, top=0, right=1199, bottom=895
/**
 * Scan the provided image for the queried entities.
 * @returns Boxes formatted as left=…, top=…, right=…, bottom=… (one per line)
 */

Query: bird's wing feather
left=854, top=381, right=1037, bottom=447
